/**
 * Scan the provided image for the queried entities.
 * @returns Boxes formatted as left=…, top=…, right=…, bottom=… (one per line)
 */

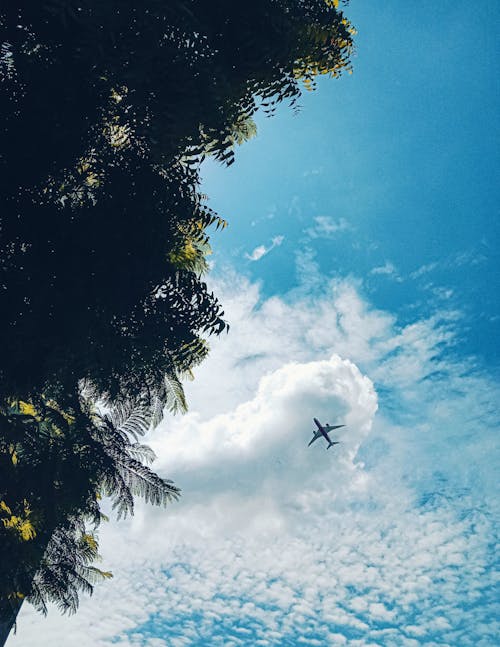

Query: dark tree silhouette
left=0, top=1, right=354, bottom=641
left=0, top=397, right=180, bottom=641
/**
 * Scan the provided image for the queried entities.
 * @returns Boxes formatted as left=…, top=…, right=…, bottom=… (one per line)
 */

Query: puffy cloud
left=11, top=274, right=499, bottom=647
left=150, top=355, right=376, bottom=503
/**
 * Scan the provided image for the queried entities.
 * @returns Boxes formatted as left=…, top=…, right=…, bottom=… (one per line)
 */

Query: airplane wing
left=323, top=424, right=345, bottom=432
left=308, top=430, right=322, bottom=447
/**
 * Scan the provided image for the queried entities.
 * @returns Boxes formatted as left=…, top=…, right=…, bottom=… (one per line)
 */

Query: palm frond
left=163, top=372, right=188, bottom=415
left=126, top=442, right=156, bottom=465
left=118, top=456, right=180, bottom=507
left=107, top=401, right=151, bottom=440
left=150, top=395, right=165, bottom=429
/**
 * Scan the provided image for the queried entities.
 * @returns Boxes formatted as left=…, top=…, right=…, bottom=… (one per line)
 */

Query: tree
left=0, top=395, right=180, bottom=643
left=0, top=1, right=354, bottom=641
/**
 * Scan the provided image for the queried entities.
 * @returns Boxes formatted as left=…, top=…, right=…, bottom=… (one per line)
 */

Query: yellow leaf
left=9, top=445, right=18, bottom=465
left=82, top=533, right=98, bottom=551
left=0, top=500, right=36, bottom=540
left=7, top=592, right=26, bottom=600
left=18, top=401, right=37, bottom=417
left=18, top=519, right=36, bottom=541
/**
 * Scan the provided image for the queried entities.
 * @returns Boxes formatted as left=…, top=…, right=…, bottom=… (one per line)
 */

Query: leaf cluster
left=0, top=396, right=179, bottom=618
left=0, top=0, right=353, bottom=406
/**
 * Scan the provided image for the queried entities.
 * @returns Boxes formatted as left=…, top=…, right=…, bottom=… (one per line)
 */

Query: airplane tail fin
left=327, top=442, right=340, bottom=450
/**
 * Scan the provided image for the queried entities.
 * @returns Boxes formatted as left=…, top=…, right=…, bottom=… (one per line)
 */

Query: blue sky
left=202, top=0, right=499, bottom=369
left=11, top=2, right=499, bottom=646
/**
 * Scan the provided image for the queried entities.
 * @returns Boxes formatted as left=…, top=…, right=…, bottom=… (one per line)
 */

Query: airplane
left=307, top=417, right=345, bottom=449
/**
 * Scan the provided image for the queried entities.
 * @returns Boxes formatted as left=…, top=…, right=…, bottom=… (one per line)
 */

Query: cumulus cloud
left=147, top=355, right=376, bottom=521
left=11, top=274, right=499, bottom=647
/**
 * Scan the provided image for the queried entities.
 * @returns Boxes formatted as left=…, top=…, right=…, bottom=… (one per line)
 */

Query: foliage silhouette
left=0, top=0, right=354, bottom=639
left=0, top=396, right=179, bottom=639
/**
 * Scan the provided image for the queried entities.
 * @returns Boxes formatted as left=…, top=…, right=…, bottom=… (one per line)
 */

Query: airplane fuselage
left=309, top=417, right=344, bottom=449
left=314, top=417, right=332, bottom=444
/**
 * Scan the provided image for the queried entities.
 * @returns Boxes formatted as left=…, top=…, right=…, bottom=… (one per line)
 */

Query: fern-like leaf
left=163, top=372, right=187, bottom=414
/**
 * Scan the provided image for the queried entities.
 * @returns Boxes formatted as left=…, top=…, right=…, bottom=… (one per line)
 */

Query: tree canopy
left=0, top=0, right=354, bottom=404
left=0, top=0, right=354, bottom=640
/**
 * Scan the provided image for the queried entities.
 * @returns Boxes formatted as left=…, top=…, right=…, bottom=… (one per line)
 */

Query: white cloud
left=245, top=235, right=284, bottom=261
left=147, top=355, right=376, bottom=520
left=10, top=273, right=499, bottom=647
left=304, top=215, right=351, bottom=239
left=410, top=262, right=438, bottom=279
left=370, top=261, right=401, bottom=281
left=250, top=210, right=276, bottom=227
left=410, top=248, right=487, bottom=281
left=370, top=261, right=396, bottom=275
left=430, top=286, right=454, bottom=300
left=245, top=244, right=267, bottom=261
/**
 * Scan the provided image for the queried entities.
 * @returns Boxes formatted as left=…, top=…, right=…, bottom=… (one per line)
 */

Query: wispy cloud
left=304, top=216, right=351, bottom=239
left=370, top=260, right=397, bottom=276
left=410, top=261, right=438, bottom=279
left=245, top=235, right=284, bottom=261
left=370, top=261, right=402, bottom=282
left=430, top=286, right=454, bottom=300
left=410, top=248, right=488, bottom=280
left=250, top=208, right=276, bottom=227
